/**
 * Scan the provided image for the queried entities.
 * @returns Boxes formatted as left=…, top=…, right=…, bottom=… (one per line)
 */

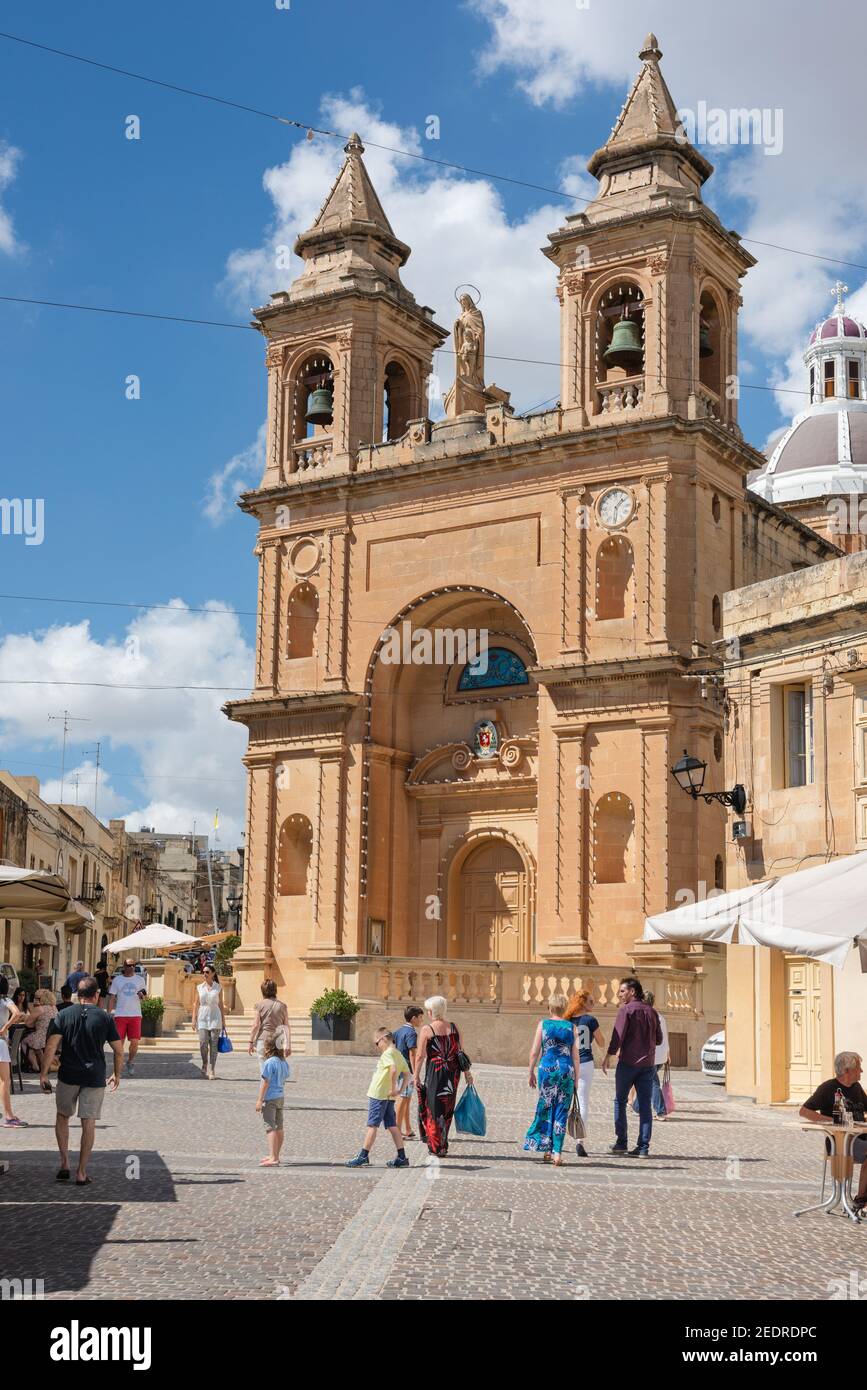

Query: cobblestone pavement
left=1, top=1051, right=865, bottom=1301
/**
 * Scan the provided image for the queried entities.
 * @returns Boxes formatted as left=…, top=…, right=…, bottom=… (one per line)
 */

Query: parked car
left=701, top=1030, right=725, bottom=1080
left=0, top=962, right=20, bottom=993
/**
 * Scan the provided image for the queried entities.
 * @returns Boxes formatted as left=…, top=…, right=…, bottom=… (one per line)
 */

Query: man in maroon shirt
left=602, top=977, right=662, bottom=1157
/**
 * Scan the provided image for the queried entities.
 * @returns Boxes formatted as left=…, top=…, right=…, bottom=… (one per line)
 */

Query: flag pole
left=206, top=808, right=219, bottom=931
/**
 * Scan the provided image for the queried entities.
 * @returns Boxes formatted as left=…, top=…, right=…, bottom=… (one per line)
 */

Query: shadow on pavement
left=0, top=1147, right=179, bottom=1202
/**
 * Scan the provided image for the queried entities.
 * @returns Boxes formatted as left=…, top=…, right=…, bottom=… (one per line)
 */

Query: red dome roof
left=809, top=314, right=867, bottom=344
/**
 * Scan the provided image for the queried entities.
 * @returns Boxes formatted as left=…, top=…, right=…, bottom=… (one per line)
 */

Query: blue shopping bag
left=454, top=1083, right=486, bottom=1137
left=217, top=1029, right=233, bottom=1054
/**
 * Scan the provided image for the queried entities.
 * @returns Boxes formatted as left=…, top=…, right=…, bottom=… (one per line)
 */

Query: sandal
left=402, top=1132, right=417, bottom=1141
left=74, top=1176, right=92, bottom=1186
left=55, top=1168, right=70, bottom=1182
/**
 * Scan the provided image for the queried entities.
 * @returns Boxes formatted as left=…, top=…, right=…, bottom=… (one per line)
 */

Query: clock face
left=598, top=487, right=633, bottom=528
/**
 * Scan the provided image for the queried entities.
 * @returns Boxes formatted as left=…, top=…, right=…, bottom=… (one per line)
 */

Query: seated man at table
left=800, top=1051, right=867, bottom=1210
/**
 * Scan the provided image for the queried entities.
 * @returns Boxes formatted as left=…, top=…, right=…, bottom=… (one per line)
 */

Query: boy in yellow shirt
left=346, top=1027, right=411, bottom=1168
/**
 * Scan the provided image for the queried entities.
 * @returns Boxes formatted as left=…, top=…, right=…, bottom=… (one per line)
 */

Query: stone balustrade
left=337, top=955, right=700, bottom=1018
left=697, top=385, right=721, bottom=422
left=598, top=377, right=644, bottom=415
left=291, top=439, right=333, bottom=472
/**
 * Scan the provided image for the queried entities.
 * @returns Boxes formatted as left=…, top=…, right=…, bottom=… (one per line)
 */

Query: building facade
left=226, top=36, right=838, bottom=1061
left=723, top=550, right=867, bottom=1103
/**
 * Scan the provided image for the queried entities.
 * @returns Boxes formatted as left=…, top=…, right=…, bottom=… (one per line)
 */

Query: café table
left=794, top=1120, right=867, bottom=1224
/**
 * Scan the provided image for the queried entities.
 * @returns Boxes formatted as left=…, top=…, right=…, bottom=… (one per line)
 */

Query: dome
left=750, top=403, right=867, bottom=505
left=809, top=314, right=867, bottom=344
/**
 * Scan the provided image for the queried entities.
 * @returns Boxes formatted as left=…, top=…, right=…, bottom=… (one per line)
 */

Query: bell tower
left=254, top=134, right=447, bottom=484
left=545, top=34, right=753, bottom=432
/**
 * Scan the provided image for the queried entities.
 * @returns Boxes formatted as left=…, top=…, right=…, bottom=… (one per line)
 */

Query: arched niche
left=593, top=793, right=635, bottom=885
left=283, top=351, right=334, bottom=454
left=287, top=582, right=318, bottom=659
left=595, top=535, right=635, bottom=621
left=277, top=815, right=313, bottom=897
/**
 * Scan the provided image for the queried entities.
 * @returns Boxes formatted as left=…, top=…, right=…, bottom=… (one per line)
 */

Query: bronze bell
left=603, top=313, right=643, bottom=372
left=699, top=319, right=714, bottom=358
left=305, top=384, right=333, bottom=426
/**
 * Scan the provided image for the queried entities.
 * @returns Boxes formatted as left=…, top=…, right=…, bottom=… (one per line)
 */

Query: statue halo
left=454, top=283, right=482, bottom=306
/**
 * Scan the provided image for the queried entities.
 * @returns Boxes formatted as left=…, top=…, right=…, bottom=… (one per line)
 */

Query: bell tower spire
left=545, top=35, right=754, bottom=431
left=252, top=133, right=447, bottom=483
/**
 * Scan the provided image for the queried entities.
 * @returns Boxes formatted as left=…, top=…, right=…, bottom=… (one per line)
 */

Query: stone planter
left=311, top=1013, right=352, bottom=1041
left=141, top=1015, right=163, bottom=1038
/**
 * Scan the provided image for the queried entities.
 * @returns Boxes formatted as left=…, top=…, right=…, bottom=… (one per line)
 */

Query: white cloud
left=204, top=422, right=266, bottom=525
left=0, top=603, right=252, bottom=846
left=0, top=139, right=24, bottom=256
left=222, top=90, right=564, bottom=412
left=469, top=0, right=867, bottom=426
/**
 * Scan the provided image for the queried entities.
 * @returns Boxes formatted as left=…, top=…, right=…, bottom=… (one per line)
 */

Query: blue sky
left=1, top=0, right=865, bottom=846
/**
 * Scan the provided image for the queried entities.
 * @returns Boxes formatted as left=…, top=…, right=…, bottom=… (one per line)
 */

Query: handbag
left=454, top=1083, right=486, bottom=1136
left=217, top=1029, right=233, bottom=1054
left=567, top=1089, right=586, bottom=1141
left=661, top=1060, right=675, bottom=1115
left=449, top=1024, right=472, bottom=1073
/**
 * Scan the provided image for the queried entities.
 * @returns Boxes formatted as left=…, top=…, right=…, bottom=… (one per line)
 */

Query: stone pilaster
left=255, top=539, right=282, bottom=692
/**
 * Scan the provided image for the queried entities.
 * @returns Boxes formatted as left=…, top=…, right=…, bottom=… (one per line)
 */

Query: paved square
left=2, top=1052, right=865, bottom=1301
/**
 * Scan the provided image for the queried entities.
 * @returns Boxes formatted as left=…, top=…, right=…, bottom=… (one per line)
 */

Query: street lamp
left=226, top=891, right=242, bottom=935
left=670, top=749, right=747, bottom=814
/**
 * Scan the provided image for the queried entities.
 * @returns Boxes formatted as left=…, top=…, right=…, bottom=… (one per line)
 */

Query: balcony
left=597, top=376, right=644, bottom=416
left=291, top=438, right=333, bottom=473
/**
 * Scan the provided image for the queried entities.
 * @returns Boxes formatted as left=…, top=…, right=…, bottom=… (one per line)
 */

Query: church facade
left=225, top=36, right=836, bottom=1061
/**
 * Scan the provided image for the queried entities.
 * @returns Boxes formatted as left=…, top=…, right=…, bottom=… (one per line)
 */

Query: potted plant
left=309, top=988, right=360, bottom=1042
left=141, top=995, right=165, bottom=1038
left=214, top=934, right=241, bottom=976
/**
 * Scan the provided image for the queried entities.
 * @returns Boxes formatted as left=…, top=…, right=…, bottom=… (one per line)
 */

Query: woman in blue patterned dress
left=523, top=993, right=581, bottom=1167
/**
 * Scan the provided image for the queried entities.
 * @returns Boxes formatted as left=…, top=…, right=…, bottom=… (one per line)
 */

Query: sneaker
left=3, top=1116, right=27, bottom=1128
left=609, top=1143, right=628, bottom=1155
left=125, top=1061, right=135, bottom=1076
left=345, top=1152, right=370, bottom=1168
left=575, top=1142, right=588, bottom=1158
left=628, top=1146, right=650, bottom=1158
left=386, top=1154, right=410, bottom=1168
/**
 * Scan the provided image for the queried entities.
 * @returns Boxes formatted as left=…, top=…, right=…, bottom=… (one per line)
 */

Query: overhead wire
left=0, top=30, right=866, bottom=275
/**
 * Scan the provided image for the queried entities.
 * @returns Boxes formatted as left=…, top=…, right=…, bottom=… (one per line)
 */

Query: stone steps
left=138, top=1011, right=313, bottom=1055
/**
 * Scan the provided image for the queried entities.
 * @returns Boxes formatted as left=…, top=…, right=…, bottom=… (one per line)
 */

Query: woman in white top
left=0, top=978, right=26, bottom=1126
left=192, top=964, right=225, bottom=1079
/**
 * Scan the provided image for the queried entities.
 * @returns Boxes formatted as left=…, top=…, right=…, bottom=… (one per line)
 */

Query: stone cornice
left=237, top=414, right=767, bottom=517
left=223, top=690, right=361, bottom=725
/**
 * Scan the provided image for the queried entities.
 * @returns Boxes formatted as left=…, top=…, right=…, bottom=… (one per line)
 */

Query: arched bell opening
left=595, top=283, right=645, bottom=405
left=383, top=360, right=413, bottom=441
left=288, top=353, right=334, bottom=445
left=698, top=289, right=723, bottom=396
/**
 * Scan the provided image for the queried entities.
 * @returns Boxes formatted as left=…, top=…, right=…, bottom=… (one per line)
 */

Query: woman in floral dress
left=413, top=994, right=474, bottom=1156
left=523, top=993, right=581, bottom=1167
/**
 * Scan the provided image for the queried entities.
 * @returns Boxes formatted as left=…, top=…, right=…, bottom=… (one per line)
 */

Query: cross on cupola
left=832, top=281, right=849, bottom=313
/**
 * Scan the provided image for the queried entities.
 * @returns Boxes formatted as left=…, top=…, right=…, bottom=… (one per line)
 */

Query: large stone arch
left=359, top=586, right=538, bottom=903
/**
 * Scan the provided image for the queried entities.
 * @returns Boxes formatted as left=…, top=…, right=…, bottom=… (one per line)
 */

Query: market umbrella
left=106, top=923, right=194, bottom=954
left=0, top=866, right=94, bottom=926
left=643, top=848, right=867, bottom=970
